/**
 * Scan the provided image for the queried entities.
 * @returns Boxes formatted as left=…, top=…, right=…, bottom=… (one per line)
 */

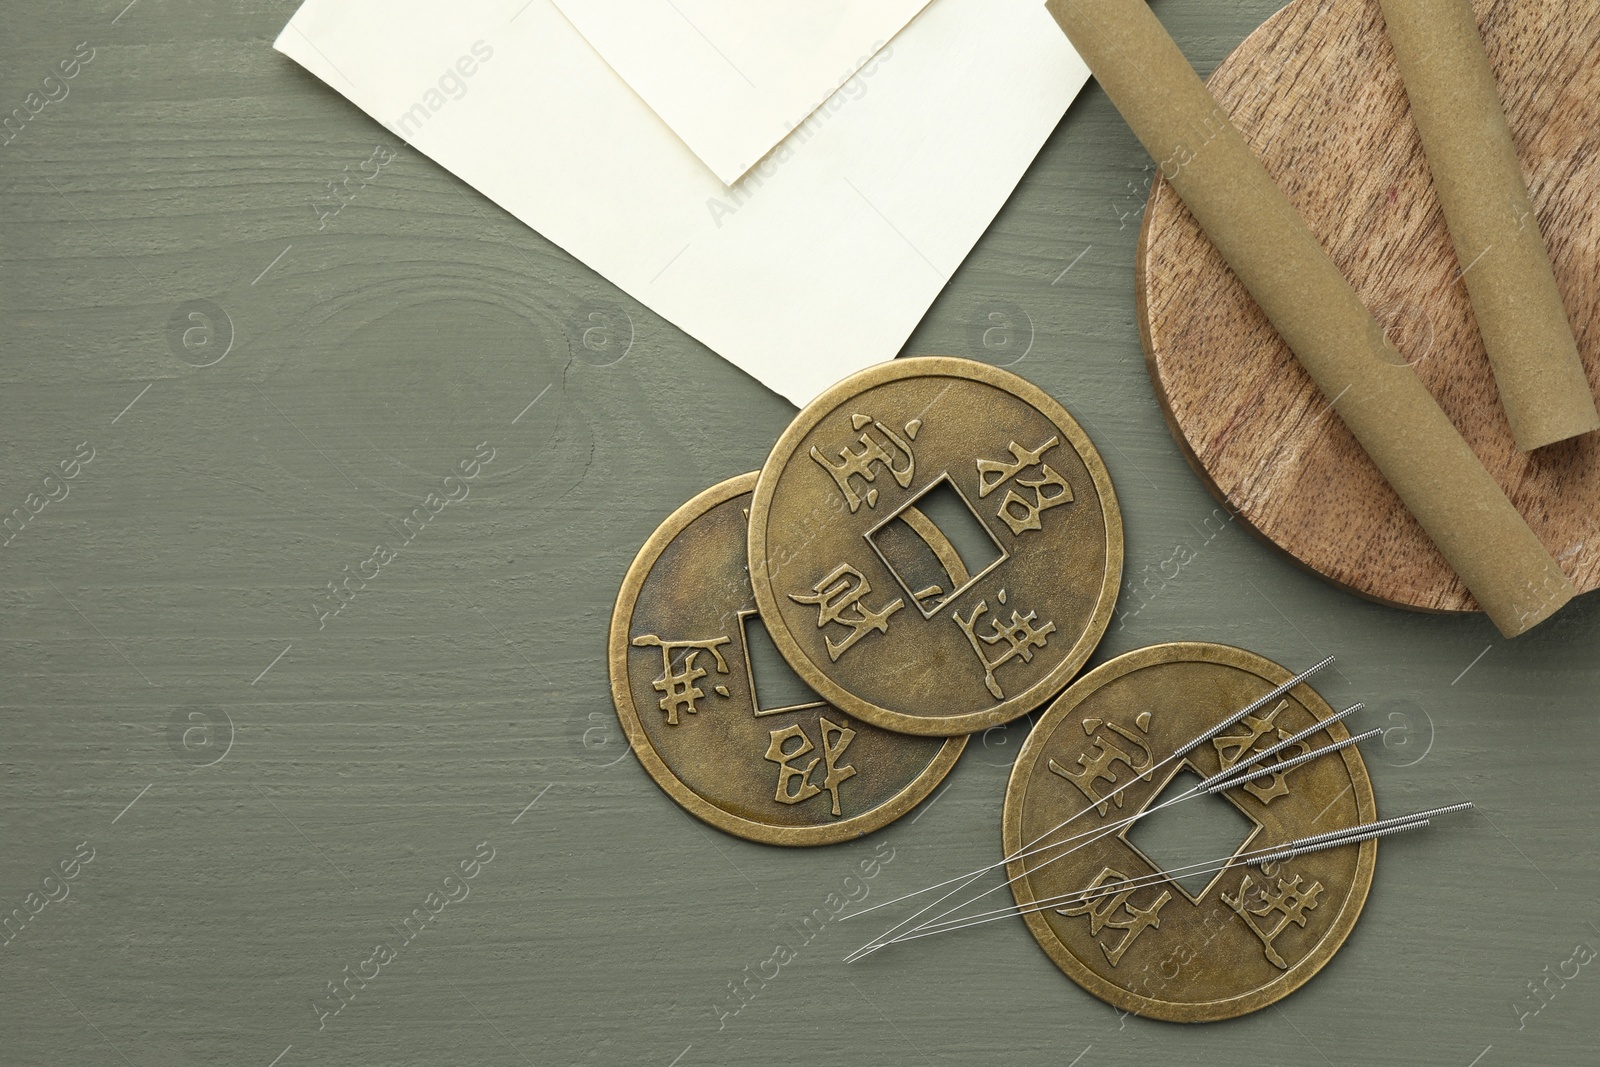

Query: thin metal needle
left=1205, top=727, right=1383, bottom=795
left=1173, top=654, right=1336, bottom=757
left=842, top=780, right=1207, bottom=963
left=856, top=720, right=1378, bottom=958
left=866, top=805, right=1467, bottom=952
left=845, top=670, right=1346, bottom=964
left=1251, top=801, right=1472, bottom=862
left=910, top=803, right=1473, bottom=936
left=1202, top=702, right=1364, bottom=791
left=842, top=659, right=1339, bottom=963
left=890, top=819, right=1435, bottom=946
left=841, top=656, right=1336, bottom=927
left=986, top=701, right=1366, bottom=879
left=995, top=701, right=1364, bottom=877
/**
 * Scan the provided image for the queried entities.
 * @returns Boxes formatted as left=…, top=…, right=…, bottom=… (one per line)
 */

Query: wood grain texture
left=1138, top=0, right=1600, bottom=613
left=2, top=2, right=1597, bottom=1066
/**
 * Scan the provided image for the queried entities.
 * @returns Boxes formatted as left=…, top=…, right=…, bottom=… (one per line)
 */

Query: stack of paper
left=548, top=0, right=935, bottom=183
left=274, top=0, right=1090, bottom=406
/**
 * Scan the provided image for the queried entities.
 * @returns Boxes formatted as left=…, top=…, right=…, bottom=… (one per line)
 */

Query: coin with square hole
left=748, top=357, right=1123, bottom=735
left=610, top=472, right=965, bottom=846
left=1003, top=642, right=1377, bottom=1022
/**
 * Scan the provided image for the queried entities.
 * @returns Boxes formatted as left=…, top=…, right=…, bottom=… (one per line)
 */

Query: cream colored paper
left=274, top=0, right=1091, bottom=408
left=549, top=0, right=930, bottom=184
left=1045, top=0, right=1574, bottom=636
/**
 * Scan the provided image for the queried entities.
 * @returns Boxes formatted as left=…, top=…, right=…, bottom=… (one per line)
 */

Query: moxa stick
left=1044, top=0, right=1574, bottom=636
left=1380, top=0, right=1598, bottom=451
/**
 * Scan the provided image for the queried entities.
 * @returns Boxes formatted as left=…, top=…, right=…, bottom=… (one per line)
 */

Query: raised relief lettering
left=1056, top=866, right=1172, bottom=966
left=809, top=413, right=921, bottom=512
left=954, top=588, right=1056, bottom=700
left=789, top=564, right=904, bottom=662
left=1221, top=869, right=1324, bottom=969
left=765, top=724, right=821, bottom=805
left=631, top=634, right=732, bottom=725
left=816, top=717, right=857, bottom=816
left=976, top=436, right=1073, bottom=535
left=1212, top=700, right=1309, bottom=804
left=763, top=716, right=857, bottom=816
left=1048, top=709, right=1155, bottom=815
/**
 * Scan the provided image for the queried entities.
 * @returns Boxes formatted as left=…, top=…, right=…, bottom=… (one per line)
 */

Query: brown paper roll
left=1380, top=0, right=1600, bottom=451
left=1045, top=0, right=1575, bottom=636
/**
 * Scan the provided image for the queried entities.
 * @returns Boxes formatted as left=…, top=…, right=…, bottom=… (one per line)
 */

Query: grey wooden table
left=3, top=1, right=1595, bottom=1065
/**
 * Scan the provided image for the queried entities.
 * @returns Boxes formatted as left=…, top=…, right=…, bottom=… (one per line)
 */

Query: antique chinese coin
left=748, top=357, right=1122, bottom=736
left=610, top=473, right=966, bottom=846
left=1004, top=643, right=1377, bottom=1022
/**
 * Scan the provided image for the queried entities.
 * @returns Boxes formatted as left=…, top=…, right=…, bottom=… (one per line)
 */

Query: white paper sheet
left=274, top=0, right=1090, bottom=407
left=548, top=0, right=929, bottom=184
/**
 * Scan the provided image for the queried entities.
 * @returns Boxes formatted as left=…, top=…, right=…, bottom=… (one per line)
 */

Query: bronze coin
left=610, top=473, right=966, bottom=846
left=1004, top=642, right=1377, bottom=1022
left=748, top=357, right=1123, bottom=736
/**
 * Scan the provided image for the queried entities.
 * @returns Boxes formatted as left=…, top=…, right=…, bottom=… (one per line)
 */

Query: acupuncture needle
left=848, top=723, right=1379, bottom=962
left=892, top=806, right=1464, bottom=945
left=847, top=706, right=1368, bottom=963
left=906, top=803, right=1473, bottom=938
left=997, top=700, right=1367, bottom=873
left=841, top=657, right=1337, bottom=962
left=842, top=662, right=1342, bottom=963
left=863, top=804, right=1469, bottom=953
left=882, top=820, right=1433, bottom=948
left=851, top=703, right=1369, bottom=958
left=841, top=654, right=1335, bottom=934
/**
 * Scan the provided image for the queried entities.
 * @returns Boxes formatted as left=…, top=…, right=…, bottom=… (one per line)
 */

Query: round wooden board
left=1138, top=0, right=1600, bottom=614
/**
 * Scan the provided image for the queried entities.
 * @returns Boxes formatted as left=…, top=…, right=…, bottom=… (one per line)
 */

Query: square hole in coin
left=1121, top=768, right=1261, bottom=903
left=866, top=476, right=1005, bottom=617
left=739, top=611, right=826, bottom=716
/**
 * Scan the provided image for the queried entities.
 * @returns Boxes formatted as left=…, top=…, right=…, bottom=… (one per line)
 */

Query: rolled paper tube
left=1044, top=0, right=1575, bottom=637
left=1380, top=0, right=1600, bottom=451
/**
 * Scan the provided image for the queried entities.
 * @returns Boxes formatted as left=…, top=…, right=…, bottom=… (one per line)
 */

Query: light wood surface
left=1139, top=0, right=1600, bottom=614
